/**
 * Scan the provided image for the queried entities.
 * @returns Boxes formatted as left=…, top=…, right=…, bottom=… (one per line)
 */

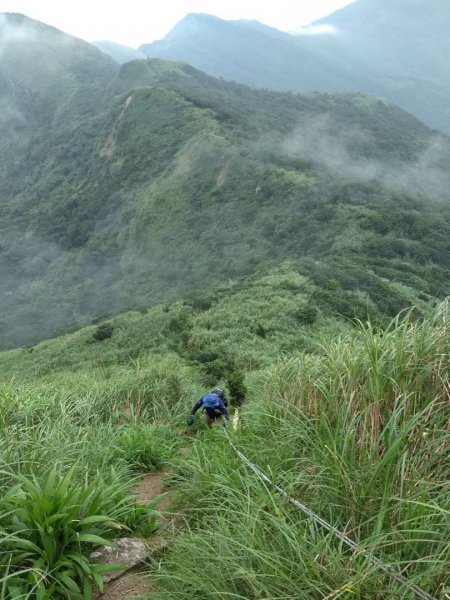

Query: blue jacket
left=191, top=393, right=229, bottom=419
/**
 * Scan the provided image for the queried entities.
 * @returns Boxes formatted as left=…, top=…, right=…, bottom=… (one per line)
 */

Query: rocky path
left=98, top=471, right=176, bottom=600
left=100, top=568, right=155, bottom=600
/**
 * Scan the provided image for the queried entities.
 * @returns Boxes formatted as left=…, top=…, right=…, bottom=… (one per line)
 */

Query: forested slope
left=0, top=14, right=449, bottom=349
left=140, top=3, right=450, bottom=134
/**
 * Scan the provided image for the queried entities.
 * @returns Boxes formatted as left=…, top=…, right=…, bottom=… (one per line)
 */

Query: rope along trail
left=224, top=430, right=438, bottom=600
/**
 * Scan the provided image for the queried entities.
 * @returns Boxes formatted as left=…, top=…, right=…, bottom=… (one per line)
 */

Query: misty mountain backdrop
left=0, top=11, right=449, bottom=349
left=140, top=0, right=450, bottom=134
left=1, top=7, right=449, bottom=599
left=93, top=40, right=146, bottom=64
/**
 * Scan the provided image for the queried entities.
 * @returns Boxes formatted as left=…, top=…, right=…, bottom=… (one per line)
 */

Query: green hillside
left=0, top=264, right=348, bottom=381
left=0, top=269, right=448, bottom=598
left=0, top=15, right=449, bottom=596
left=139, top=6, right=450, bottom=134
left=0, top=13, right=449, bottom=353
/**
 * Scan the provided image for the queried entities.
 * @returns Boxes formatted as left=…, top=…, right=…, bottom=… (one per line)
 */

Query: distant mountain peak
left=162, top=12, right=226, bottom=42
left=182, top=12, right=223, bottom=23
left=1, top=12, right=67, bottom=37
left=93, top=40, right=145, bottom=64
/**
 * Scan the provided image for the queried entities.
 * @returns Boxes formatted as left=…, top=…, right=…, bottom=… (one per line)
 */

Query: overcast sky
left=0, top=0, right=354, bottom=47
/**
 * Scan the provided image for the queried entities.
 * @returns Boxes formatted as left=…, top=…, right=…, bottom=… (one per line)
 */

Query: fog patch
left=0, top=225, right=123, bottom=349
left=283, top=114, right=379, bottom=178
left=295, top=24, right=339, bottom=36
left=0, top=96, right=27, bottom=126
left=0, top=14, right=38, bottom=59
left=282, top=114, right=450, bottom=200
left=399, top=136, right=450, bottom=199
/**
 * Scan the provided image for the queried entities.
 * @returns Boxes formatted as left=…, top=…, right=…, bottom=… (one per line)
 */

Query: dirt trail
left=98, top=471, right=175, bottom=600
left=99, top=94, right=134, bottom=157
left=100, top=568, right=155, bottom=599
left=133, top=472, right=173, bottom=510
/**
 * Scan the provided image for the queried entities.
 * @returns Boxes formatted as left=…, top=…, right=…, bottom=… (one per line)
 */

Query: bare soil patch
left=98, top=470, right=176, bottom=599
left=132, top=472, right=173, bottom=511
left=98, top=567, right=154, bottom=600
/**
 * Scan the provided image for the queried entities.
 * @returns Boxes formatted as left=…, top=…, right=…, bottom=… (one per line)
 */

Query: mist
left=0, top=96, right=26, bottom=126
left=282, top=114, right=450, bottom=200
left=295, top=24, right=339, bottom=35
left=0, top=220, right=124, bottom=349
left=0, top=13, right=37, bottom=58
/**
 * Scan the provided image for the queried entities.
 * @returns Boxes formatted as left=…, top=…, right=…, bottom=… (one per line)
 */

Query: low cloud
left=294, top=24, right=339, bottom=36
left=0, top=98, right=26, bottom=126
left=282, top=114, right=378, bottom=179
left=282, top=114, right=450, bottom=200
left=0, top=14, right=38, bottom=59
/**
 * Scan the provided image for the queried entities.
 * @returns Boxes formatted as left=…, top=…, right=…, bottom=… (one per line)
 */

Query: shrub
left=294, top=305, right=318, bottom=325
left=113, top=425, right=179, bottom=473
left=254, top=323, right=267, bottom=338
left=92, top=323, right=114, bottom=341
left=226, top=369, right=246, bottom=406
left=0, top=467, right=143, bottom=599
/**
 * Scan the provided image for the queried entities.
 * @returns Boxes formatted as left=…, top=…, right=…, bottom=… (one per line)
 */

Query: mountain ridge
left=92, top=40, right=145, bottom=64
left=139, top=13, right=366, bottom=93
left=0, top=13, right=449, bottom=349
left=0, top=13, right=448, bottom=600
left=139, top=4, right=450, bottom=133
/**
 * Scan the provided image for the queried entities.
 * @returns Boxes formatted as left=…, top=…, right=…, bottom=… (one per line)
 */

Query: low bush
left=113, top=425, right=179, bottom=472
left=0, top=466, right=155, bottom=599
left=92, top=323, right=114, bottom=342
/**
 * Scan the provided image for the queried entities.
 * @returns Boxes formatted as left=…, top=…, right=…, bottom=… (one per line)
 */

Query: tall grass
left=0, top=350, right=200, bottom=598
left=151, top=302, right=449, bottom=599
left=0, top=300, right=447, bottom=598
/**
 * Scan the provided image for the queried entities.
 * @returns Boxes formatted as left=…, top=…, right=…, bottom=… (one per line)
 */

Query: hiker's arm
left=223, top=405, right=229, bottom=419
left=190, top=399, right=203, bottom=415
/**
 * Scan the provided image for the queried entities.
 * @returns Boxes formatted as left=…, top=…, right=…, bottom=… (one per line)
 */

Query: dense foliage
left=140, top=2, right=450, bottom=134
left=0, top=11, right=448, bottom=600
left=152, top=302, right=450, bottom=599
left=0, top=15, right=449, bottom=348
left=0, top=276, right=448, bottom=597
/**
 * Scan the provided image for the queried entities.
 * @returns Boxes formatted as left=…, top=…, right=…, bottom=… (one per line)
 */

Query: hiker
left=187, top=389, right=229, bottom=427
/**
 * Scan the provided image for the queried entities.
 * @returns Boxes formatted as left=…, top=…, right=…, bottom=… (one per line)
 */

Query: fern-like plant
left=0, top=467, right=130, bottom=599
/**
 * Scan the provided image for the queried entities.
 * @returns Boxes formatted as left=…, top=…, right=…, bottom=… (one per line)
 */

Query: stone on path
left=91, top=537, right=153, bottom=583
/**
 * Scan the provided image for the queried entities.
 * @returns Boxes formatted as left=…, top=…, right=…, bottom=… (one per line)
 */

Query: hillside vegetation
left=140, top=1, right=450, bottom=134
left=0, top=10, right=449, bottom=600
left=0, top=275, right=448, bottom=598
left=0, top=14, right=449, bottom=349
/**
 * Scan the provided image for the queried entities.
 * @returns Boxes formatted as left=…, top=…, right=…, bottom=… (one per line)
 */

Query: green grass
left=0, top=264, right=345, bottom=381
left=149, top=301, right=450, bottom=599
left=0, top=277, right=448, bottom=598
left=2, top=17, right=449, bottom=597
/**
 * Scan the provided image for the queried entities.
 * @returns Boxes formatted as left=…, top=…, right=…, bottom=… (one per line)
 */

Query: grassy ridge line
left=152, top=302, right=449, bottom=599
left=0, top=265, right=348, bottom=381
left=0, top=270, right=447, bottom=597
left=0, top=260, right=436, bottom=384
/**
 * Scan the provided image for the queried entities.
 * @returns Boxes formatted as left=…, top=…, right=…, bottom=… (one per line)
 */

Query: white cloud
left=0, top=12, right=37, bottom=58
left=282, top=114, right=450, bottom=200
left=295, top=24, right=339, bottom=35
left=0, top=0, right=353, bottom=47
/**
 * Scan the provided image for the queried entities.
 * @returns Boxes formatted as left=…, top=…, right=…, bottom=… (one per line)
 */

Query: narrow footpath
left=99, top=471, right=175, bottom=600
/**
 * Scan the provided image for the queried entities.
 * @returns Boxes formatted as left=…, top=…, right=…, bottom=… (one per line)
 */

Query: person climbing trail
left=187, top=388, right=229, bottom=427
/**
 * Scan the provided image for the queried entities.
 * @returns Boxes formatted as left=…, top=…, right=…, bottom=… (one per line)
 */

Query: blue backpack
left=202, top=393, right=221, bottom=409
